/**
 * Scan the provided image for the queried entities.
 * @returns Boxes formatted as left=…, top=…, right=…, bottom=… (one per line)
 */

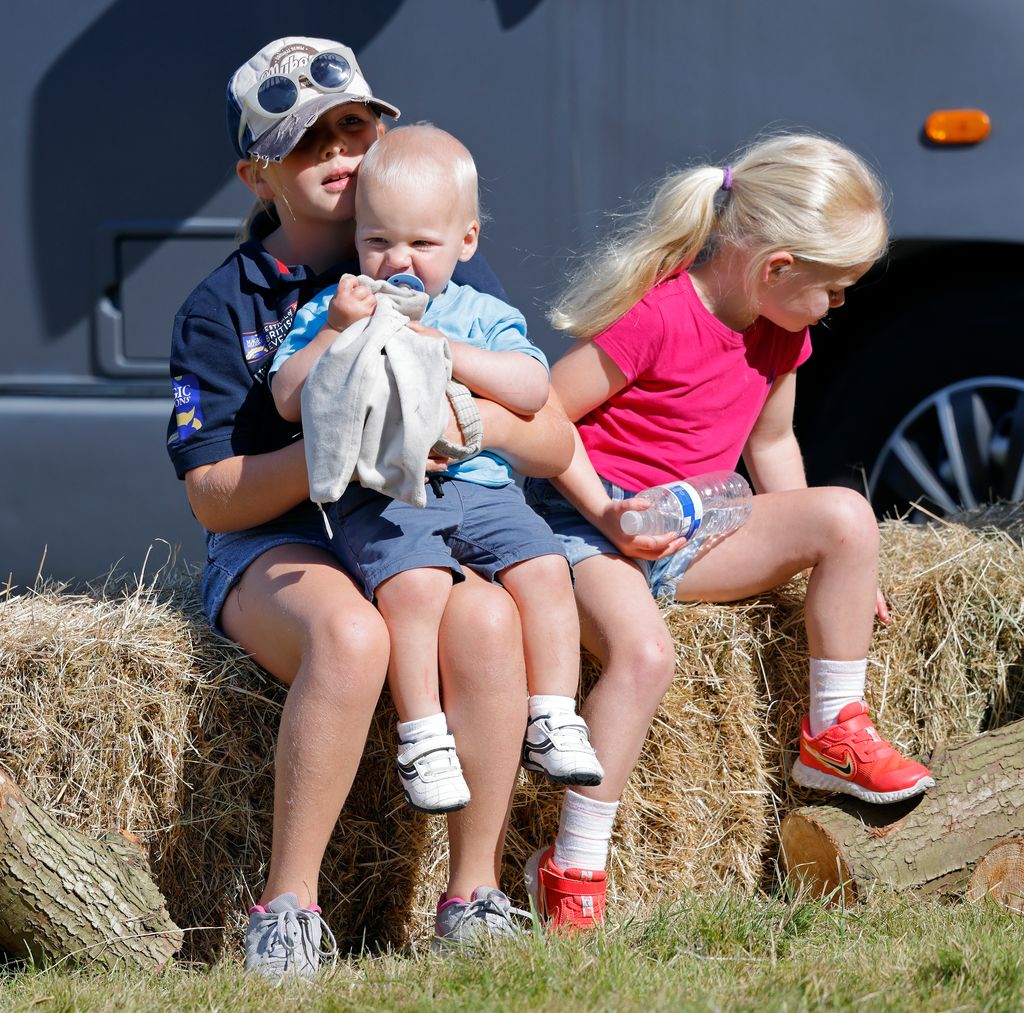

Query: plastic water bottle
left=620, top=470, right=753, bottom=543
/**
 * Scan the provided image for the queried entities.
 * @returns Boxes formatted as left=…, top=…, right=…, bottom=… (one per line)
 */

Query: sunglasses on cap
left=237, top=48, right=356, bottom=152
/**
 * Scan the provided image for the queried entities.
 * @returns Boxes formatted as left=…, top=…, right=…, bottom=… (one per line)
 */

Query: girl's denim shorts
left=524, top=477, right=700, bottom=600
left=201, top=503, right=330, bottom=637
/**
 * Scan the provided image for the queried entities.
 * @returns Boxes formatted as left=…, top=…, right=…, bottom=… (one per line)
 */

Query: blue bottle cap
left=386, top=273, right=425, bottom=292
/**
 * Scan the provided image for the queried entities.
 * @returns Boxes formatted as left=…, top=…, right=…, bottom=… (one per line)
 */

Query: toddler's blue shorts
left=327, top=478, right=568, bottom=601
left=524, top=477, right=700, bottom=600
left=200, top=502, right=330, bottom=638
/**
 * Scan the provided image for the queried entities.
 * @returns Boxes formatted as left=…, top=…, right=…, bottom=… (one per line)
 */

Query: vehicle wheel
left=799, top=283, right=1024, bottom=520
left=868, top=376, right=1024, bottom=520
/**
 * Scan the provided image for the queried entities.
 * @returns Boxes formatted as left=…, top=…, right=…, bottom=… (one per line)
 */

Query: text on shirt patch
left=170, top=373, right=204, bottom=444
left=242, top=302, right=297, bottom=364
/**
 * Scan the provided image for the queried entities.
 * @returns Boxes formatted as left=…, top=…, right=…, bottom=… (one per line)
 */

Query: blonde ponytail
left=552, top=133, right=889, bottom=339
left=550, top=167, right=724, bottom=337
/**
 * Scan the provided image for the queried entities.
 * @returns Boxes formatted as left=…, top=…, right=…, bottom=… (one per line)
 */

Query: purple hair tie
left=721, top=166, right=734, bottom=191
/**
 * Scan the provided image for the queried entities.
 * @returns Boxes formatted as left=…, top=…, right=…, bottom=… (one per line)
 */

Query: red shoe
left=791, top=701, right=935, bottom=804
left=523, top=846, right=606, bottom=931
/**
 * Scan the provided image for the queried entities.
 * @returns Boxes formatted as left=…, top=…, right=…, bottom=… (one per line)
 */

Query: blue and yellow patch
left=171, top=373, right=204, bottom=443
left=243, top=331, right=272, bottom=363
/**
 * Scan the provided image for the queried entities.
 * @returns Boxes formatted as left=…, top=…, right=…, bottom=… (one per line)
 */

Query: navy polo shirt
left=167, top=224, right=507, bottom=481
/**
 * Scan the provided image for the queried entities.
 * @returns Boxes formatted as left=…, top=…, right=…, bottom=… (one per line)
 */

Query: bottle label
left=666, top=482, right=704, bottom=539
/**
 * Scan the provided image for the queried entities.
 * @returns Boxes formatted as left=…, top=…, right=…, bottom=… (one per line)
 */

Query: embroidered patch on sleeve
left=172, top=373, right=204, bottom=443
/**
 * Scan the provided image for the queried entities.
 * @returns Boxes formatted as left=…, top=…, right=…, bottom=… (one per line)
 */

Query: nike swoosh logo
left=806, top=743, right=856, bottom=778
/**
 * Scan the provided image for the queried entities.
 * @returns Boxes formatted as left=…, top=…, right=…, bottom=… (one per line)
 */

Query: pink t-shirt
left=579, top=272, right=812, bottom=490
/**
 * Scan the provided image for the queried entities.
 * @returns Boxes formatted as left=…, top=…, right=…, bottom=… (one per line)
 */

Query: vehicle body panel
left=3, top=0, right=1021, bottom=584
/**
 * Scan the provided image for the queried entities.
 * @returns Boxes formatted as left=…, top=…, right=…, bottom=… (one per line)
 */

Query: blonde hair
left=551, top=133, right=889, bottom=337
left=356, top=123, right=479, bottom=220
left=236, top=196, right=277, bottom=244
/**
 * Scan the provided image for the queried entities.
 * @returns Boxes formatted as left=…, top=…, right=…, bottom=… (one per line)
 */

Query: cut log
left=0, top=770, right=182, bottom=970
left=780, top=718, right=1024, bottom=903
left=967, top=838, right=1024, bottom=913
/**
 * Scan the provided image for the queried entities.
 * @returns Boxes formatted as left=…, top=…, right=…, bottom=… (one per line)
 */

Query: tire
left=799, top=283, right=1024, bottom=520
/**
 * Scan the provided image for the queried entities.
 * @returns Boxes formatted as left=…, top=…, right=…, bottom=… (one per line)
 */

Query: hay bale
left=1, top=515, right=1021, bottom=958
left=0, top=575, right=270, bottom=962
left=761, top=514, right=1024, bottom=814
left=503, top=600, right=776, bottom=911
left=950, top=500, right=1024, bottom=544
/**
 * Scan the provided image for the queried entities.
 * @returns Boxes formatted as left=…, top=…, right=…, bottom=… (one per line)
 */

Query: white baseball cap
left=227, top=37, right=400, bottom=162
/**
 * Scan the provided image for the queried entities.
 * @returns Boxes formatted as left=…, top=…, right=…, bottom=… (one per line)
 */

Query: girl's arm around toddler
left=475, top=390, right=574, bottom=477
left=442, top=336, right=549, bottom=415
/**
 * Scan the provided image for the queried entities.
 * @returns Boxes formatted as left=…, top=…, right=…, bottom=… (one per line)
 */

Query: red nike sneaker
left=523, top=846, right=606, bottom=931
left=791, top=701, right=935, bottom=804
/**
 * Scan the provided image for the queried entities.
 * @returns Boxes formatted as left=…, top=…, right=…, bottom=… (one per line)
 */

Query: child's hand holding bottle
left=595, top=496, right=689, bottom=561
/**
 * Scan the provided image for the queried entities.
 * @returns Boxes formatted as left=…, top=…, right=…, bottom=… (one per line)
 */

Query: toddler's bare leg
left=503, top=554, right=603, bottom=788
left=375, top=567, right=453, bottom=721
left=499, top=555, right=580, bottom=697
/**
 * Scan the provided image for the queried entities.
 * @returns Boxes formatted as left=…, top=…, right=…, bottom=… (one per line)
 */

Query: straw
left=0, top=507, right=1020, bottom=956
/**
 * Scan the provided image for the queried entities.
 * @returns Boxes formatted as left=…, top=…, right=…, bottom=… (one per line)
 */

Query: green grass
left=2, top=891, right=1022, bottom=1012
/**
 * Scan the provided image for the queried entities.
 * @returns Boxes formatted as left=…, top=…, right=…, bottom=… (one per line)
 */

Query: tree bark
left=780, top=718, right=1024, bottom=904
left=0, top=771, right=182, bottom=970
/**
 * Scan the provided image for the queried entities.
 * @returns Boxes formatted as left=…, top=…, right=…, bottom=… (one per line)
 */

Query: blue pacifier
left=386, top=273, right=425, bottom=292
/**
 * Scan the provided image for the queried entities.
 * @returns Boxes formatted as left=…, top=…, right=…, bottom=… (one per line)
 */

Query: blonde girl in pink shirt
left=524, top=133, right=934, bottom=931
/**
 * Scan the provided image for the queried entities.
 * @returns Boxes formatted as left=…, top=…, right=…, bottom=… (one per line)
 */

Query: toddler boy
left=271, top=125, right=603, bottom=812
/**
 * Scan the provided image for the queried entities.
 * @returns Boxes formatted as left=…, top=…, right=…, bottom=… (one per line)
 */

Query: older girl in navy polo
left=167, top=36, right=572, bottom=978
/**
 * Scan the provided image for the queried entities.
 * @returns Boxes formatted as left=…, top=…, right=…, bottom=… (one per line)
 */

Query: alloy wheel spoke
left=870, top=378, right=1024, bottom=518
left=1005, top=390, right=1024, bottom=502
left=889, top=436, right=960, bottom=514
left=935, top=390, right=980, bottom=510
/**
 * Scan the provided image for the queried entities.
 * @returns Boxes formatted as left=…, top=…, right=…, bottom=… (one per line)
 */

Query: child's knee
left=334, top=609, right=387, bottom=656
left=821, top=487, right=879, bottom=557
left=445, top=576, right=519, bottom=642
left=377, top=567, right=452, bottom=618
left=502, top=553, right=572, bottom=595
left=605, top=627, right=677, bottom=699
left=299, top=609, right=389, bottom=704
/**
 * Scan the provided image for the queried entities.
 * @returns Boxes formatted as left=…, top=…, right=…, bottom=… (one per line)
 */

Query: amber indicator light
left=924, top=109, right=991, bottom=144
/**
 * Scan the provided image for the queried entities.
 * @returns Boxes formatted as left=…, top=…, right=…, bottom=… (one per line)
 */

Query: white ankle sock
left=397, top=711, right=448, bottom=744
left=808, top=657, right=867, bottom=737
left=528, top=694, right=577, bottom=720
left=552, top=789, right=619, bottom=871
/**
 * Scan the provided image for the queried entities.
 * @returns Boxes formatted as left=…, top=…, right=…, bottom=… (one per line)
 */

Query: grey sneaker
left=431, top=886, right=532, bottom=950
left=244, top=892, right=338, bottom=982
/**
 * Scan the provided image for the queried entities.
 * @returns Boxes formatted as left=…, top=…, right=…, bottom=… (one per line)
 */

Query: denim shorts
left=328, top=479, right=567, bottom=600
left=524, top=477, right=700, bottom=600
left=201, top=502, right=331, bottom=637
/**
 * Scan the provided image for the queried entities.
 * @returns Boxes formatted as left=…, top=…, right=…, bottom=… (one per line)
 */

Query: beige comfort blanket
left=300, top=276, right=480, bottom=511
